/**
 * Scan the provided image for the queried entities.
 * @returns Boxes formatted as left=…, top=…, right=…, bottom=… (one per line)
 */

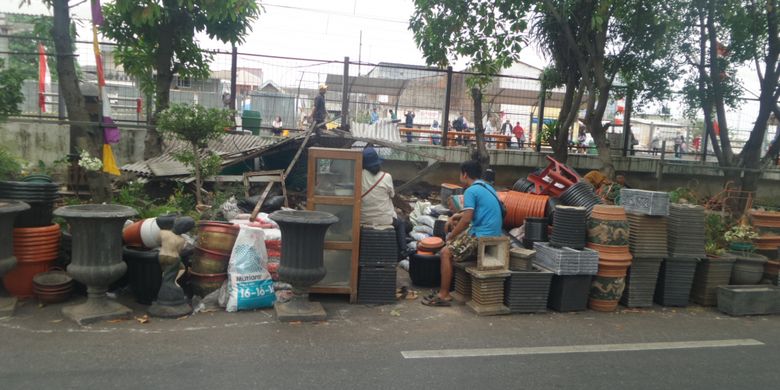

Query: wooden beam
left=395, top=160, right=441, bottom=193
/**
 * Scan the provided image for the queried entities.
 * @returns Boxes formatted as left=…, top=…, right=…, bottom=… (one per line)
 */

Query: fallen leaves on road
left=49, top=319, right=62, bottom=323
left=107, top=318, right=126, bottom=324
left=135, top=315, right=150, bottom=324
left=390, top=309, right=401, bottom=317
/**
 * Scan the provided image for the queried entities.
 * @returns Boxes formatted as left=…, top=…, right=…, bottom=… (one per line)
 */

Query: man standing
left=422, top=160, right=503, bottom=307
left=370, top=108, right=379, bottom=125
left=513, top=122, right=525, bottom=149
left=404, top=111, right=416, bottom=143
left=501, top=119, right=512, bottom=136
left=311, top=83, right=328, bottom=134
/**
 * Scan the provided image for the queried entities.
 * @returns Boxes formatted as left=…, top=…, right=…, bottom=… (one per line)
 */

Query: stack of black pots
left=549, top=206, right=587, bottom=249
left=0, top=180, right=59, bottom=227
left=559, top=181, right=603, bottom=215
left=523, top=217, right=549, bottom=249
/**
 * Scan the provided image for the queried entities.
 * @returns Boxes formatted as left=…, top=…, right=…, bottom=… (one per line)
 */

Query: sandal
left=422, top=295, right=451, bottom=307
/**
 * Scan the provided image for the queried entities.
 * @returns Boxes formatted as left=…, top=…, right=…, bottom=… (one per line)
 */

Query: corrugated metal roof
left=350, top=121, right=403, bottom=144
left=121, top=134, right=300, bottom=178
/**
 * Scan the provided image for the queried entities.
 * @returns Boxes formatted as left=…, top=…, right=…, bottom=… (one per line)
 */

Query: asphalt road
left=1, top=295, right=779, bottom=390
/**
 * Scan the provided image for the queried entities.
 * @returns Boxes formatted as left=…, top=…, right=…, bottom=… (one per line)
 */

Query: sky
left=0, top=0, right=768, bottom=137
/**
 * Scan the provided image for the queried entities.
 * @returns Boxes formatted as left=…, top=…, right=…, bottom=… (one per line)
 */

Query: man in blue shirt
left=423, top=160, right=503, bottom=307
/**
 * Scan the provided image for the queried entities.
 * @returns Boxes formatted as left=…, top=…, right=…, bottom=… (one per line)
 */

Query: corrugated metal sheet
left=350, top=121, right=403, bottom=144
left=121, top=134, right=300, bottom=178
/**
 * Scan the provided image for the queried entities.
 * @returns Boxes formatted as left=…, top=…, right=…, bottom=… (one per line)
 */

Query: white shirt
left=360, top=169, right=395, bottom=226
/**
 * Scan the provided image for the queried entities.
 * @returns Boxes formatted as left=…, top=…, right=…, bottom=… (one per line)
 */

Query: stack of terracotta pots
left=190, top=221, right=239, bottom=297
left=586, top=205, right=632, bottom=311
left=3, top=224, right=61, bottom=297
left=749, top=210, right=780, bottom=282
left=497, top=191, right=549, bottom=229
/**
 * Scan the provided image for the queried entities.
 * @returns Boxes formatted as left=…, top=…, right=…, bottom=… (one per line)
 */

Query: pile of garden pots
left=0, top=179, right=61, bottom=299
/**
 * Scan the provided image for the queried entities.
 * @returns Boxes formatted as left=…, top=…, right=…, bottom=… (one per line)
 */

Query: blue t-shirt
left=463, top=180, right=503, bottom=237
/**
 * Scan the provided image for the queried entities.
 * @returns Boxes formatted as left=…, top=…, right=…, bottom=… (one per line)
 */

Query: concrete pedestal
left=275, top=294, right=326, bottom=322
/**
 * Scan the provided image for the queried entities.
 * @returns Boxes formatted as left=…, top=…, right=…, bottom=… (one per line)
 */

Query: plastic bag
left=410, top=232, right=430, bottom=241
left=226, top=225, right=276, bottom=312
left=413, top=225, right=434, bottom=235
left=415, top=215, right=436, bottom=228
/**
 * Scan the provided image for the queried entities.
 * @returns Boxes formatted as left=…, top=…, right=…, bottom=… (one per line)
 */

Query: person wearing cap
left=361, top=146, right=405, bottom=258
left=311, top=83, right=328, bottom=133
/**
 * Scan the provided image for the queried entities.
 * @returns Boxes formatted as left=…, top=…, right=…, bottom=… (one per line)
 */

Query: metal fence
left=2, top=37, right=777, bottom=157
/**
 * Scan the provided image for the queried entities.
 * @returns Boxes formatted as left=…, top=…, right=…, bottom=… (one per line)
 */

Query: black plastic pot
left=123, top=246, right=162, bottom=305
left=14, top=201, right=54, bottom=228
left=409, top=253, right=441, bottom=287
left=654, top=257, right=698, bottom=307
left=559, top=181, right=602, bottom=214
left=549, top=206, right=587, bottom=249
left=523, top=217, right=549, bottom=249
left=547, top=274, right=592, bottom=312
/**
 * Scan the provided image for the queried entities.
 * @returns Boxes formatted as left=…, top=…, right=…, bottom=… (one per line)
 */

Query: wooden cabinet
left=306, top=147, right=362, bottom=303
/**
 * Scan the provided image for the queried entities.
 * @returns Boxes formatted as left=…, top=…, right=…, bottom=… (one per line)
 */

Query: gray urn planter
left=271, top=210, right=338, bottom=322
left=54, top=204, right=137, bottom=325
left=0, top=201, right=30, bottom=316
left=730, top=252, right=768, bottom=285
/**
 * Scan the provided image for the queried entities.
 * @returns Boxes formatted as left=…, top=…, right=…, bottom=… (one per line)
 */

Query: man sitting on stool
left=423, top=160, right=503, bottom=306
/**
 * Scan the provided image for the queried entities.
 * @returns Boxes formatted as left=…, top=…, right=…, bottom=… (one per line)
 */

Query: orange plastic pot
left=14, top=244, right=60, bottom=254
left=14, top=235, right=60, bottom=244
left=122, top=219, right=144, bottom=247
left=15, top=251, right=59, bottom=261
left=3, top=258, right=53, bottom=297
left=497, top=191, right=548, bottom=229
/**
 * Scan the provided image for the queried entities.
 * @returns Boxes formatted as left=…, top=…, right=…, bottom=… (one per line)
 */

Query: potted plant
left=157, top=104, right=233, bottom=206
left=724, top=224, right=759, bottom=252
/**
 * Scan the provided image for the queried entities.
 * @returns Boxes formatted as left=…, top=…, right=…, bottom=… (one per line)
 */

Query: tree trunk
left=587, top=83, right=615, bottom=177
left=53, top=0, right=111, bottom=202
left=192, top=143, right=203, bottom=206
left=470, top=87, right=490, bottom=171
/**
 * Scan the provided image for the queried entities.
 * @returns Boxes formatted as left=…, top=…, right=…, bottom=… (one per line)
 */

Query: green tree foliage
left=0, top=59, right=24, bottom=120
left=537, top=0, right=682, bottom=176
left=101, top=0, right=262, bottom=159
left=6, top=14, right=77, bottom=82
left=156, top=104, right=232, bottom=205
left=409, top=1, right=529, bottom=168
left=677, top=0, right=780, bottom=201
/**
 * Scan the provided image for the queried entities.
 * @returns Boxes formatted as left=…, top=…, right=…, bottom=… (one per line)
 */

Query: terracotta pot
left=765, top=259, right=780, bottom=276
left=749, top=210, right=780, bottom=228
left=588, top=206, right=629, bottom=246
left=196, top=221, right=239, bottom=254
left=191, top=246, right=231, bottom=274
left=12, top=224, right=60, bottom=236
left=189, top=270, right=227, bottom=298
left=122, top=220, right=144, bottom=247
left=753, top=235, right=780, bottom=250
left=418, top=237, right=445, bottom=252
left=14, top=235, right=61, bottom=245
left=589, top=274, right=626, bottom=311
left=3, top=258, right=52, bottom=297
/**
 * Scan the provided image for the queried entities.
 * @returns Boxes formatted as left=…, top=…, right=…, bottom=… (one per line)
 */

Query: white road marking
left=401, top=338, right=764, bottom=359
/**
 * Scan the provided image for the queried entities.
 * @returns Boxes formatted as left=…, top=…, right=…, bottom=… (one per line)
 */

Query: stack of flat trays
left=466, top=267, right=511, bottom=315
left=357, top=263, right=396, bottom=304
left=654, top=257, right=698, bottom=307
left=534, top=242, right=599, bottom=276
left=627, top=213, right=668, bottom=258
left=620, top=189, right=669, bottom=216
left=359, top=226, right=398, bottom=265
left=550, top=206, right=587, bottom=249
left=504, top=267, right=553, bottom=313
left=620, top=257, right=664, bottom=307
left=450, top=261, right=475, bottom=304
left=667, top=204, right=706, bottom=258
left=559, top=181, right=603, bottom=214
left=691, top=255, right=737, bottom=306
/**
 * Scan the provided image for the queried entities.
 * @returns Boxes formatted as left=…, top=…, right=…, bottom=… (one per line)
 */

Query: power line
left=260, top=2, right=409, bottom=25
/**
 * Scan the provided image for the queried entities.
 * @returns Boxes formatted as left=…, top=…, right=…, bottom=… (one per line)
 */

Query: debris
left=49, top=319, right=63, bottom=323
left=390, top=309, right=401, bottom=317
left=135, top=315, right=150, bottom=324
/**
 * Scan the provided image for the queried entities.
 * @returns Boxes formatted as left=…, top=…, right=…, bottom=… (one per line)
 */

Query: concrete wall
left=382, top=146, right=780, bottom=199
left=0, top=119, right=146, bottom=167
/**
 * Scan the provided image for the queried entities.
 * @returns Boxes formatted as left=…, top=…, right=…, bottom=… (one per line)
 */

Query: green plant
left=724, top=224, right=759, bottom=243
left=0, top=146, right=22, bottom=180
left=669, top=187, right=698, bottom=204
left=157, top=104, right=232, bottom=205
left=704, top=212, right=730, bottom=254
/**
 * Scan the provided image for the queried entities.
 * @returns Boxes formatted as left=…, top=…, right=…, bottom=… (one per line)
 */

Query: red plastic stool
left=527, top=156, right=581, bottom=196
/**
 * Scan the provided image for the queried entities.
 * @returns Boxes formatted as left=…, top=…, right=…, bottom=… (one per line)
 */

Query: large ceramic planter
left=196, top=221, right=239, bottom=254
left=271, top=210, right=338, bottom=322
left=587, top=205, right=629, bottom=246
left=0, top=201, right=30, bottom=315
left=730, top=252, right=768, bottom=285
left=691, top=254, right=736, bottom=306
left=54, top=204, right=137, bottom=325
left=191, top=246, right=231, bottom=274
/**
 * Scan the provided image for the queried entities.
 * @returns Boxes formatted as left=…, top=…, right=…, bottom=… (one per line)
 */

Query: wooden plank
left=395, top=160, right=441, bottom=193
